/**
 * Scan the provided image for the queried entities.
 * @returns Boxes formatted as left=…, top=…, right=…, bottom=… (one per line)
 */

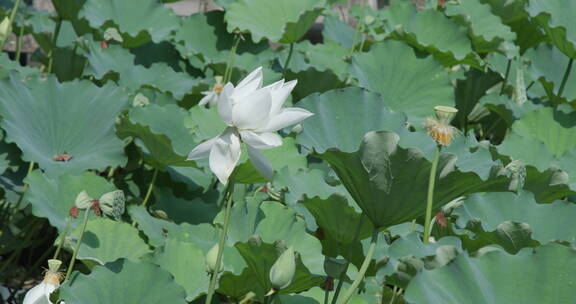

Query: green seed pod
left=269, top=246, right=295, bottom=290
left=323, top=257, right=347, bottom=278
left=206, top=243, right=222, bottom=273
left=0, top=17, right=11, bottom=43
left=75, top=190, right=93, bottom=209
left=99, top=190, right=125, bottom=220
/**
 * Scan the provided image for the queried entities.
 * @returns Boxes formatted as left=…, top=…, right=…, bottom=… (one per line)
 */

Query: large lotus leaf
left=152, top=236, right=207, bottom=301
left=454, top=191, right=576, bottom=245
left=523, top=166, right=576, bottom=203
left=218, top=197, right=324, bottom=274
left=322, top=15, right=355, bottom=49
left=404, top=243, right=576, bottom=304
left=301, top=194, right=373, bottom=244
left=0, top=74, right=128, bottom=177
left=116, top=104, right=197, bottom=168
left=80, top=38, right=198, bottom=99
left=527, top=0, right=576, bottom=58
left=445, top=0, right=517, bottom=56
left=235, top=240, right=324, bottom=295
left=59, top=259, right=187, bottom=304
left=453, top=69, right=501, bottom=129
left=284, top=40, right=349, bottom=81
left=78, top=0, right=180, bottom=47
left=379, top=1, right=476, bottom=66
left=525, top=44, right=576, bottom=103
left=173, top=11, right=267, bottom=65
left=273, top=167, right=353, bottom=205
left=68, top=218, right=151, bottom=265
left=225, top=0, right=326, bottom=43
left=25, top=170, right=115, bottom=231
left=128, top=205, right=177, bottom=247
left=307, top=131, right=511, bottom=228
left=498, top=107, right=576, bottom=185
left=0, top=53, right=38, bottom=78
left=295, top=88, right=407, bottom=153
left=186, top=106, right=227, bottom=142
left=350, top=41, right=454, bottom=119
left=153, top=187, right=218, bottom=225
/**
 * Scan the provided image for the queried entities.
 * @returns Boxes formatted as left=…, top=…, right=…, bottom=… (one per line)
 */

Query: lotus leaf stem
left=338, top=228, right=378, bottom=304
left=65, top=208, right=90, bottom=281
left=423, top=145, right=441, bottom=243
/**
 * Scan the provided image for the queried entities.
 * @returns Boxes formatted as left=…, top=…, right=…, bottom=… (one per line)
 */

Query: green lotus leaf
left=78, top=0, right=180, bottom=47
left=302, top=130, right=511, bottom=228
left=453, top=69, right=501, bottom=129
left=523, top=166, right=576, bottom=203
left=350, top=41, right=454, bottom=119
left=322, top=15, right=355, bottom=49
left=454, top=191, right=576, bottom=247
left=25, top=170, right=114, bottom=231
left=404, top=243, right=576, bottom=304
left=153, top=187, right=218, bottom=225
left=296, top=88, right=407, bottom=153
left=116, top=104, right=197, bottom=168
left=219, top=197, right=324, bottom=274
left=445, top=0, right=517, bottom=56
left=380, top=0, right=476, bottom=66
left=301, top=194, right=372, bottom=244
left=0, top=53, right=38, bottom=78
left=217, top=268, right=264, bottom=300
left=68, top=217, right=151, bottom=265
left=498, top=107, right=576, bottom=185
left=152, top=236, right=208, bottom=301
left=173, top=11, right=267, bottom=65
left=527, top=0, right=576, bottom=58
left=235, top=240, right=324, bottom=295
left=59, top=259, right=187, bottom=304
left=128, top=205, right=177, bottom=247
left=283, top=40, right=349, bottom=81
left=525, top=43, right=576, bottom=103
left=225, top=0, right=326, bottom=43
left=0, top=74, right=128, bottom=177
left=80, top=38, right=198, bottom=99
left=273, top=167, right=353, bottom=205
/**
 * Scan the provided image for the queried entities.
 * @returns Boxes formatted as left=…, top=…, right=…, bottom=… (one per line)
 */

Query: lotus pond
left=1, top=0, right=576, bottom=303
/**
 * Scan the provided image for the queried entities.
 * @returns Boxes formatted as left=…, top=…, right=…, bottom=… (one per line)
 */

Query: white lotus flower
left=23, top=259, right=63, bottom=304
left=187, top=67, right=313, bottom=184
left=198, top=76, right=224, bottom=107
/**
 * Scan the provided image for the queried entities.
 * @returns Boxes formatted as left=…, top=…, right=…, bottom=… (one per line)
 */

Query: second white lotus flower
left=187, top=67, right=313, bottom=184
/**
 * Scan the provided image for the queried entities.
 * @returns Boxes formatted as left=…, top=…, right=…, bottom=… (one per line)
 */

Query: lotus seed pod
left=99, top=190, right=125, bottom=220
left=425, top=106, right=459, bottom=146
left=269, top=246, right=296, bottom=290
left=74, top=190, right=93, bottom=209
left=206, top=243, right=222, bottom=273
left=433, top=106, right=458, bottom=125
left=0, top=17, right=11, bottom=42
left=323, top=257, right=347, bottom=278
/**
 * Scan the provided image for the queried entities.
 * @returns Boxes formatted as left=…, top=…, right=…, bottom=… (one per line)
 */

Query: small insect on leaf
left=53, top=153, right=73, bottom=162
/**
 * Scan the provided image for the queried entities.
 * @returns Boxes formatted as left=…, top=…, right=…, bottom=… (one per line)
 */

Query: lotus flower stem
left=141, top=168, right=158, bottom=207
left=205, top=180, right=236, bottom=304
left=223, top=35, right=241, bottom=84
left=53, top=216, right=71, bottom=260
left=324, top=288, right=330, bottom=304
left=282, top=43, right=294, bottom=78
left=15, top=24, right=23, bottom=61
left=13, top=161, right=35, bottom=210
left=338, top=228, right=378, bottom=304
left=64, top=208, right=90, bottom=281
left=47, top=17, right=63, bottom=74
left=349, top=0, right=366, bottom=55
left=331, top=213, right=365, bottom=304
left=557, top=58, right=574, bottom=100
left=423, top=145, right=441, bottom=243
left=499, top=59, right=512, bottom=95
left=0, top=0, right=21, bottom=49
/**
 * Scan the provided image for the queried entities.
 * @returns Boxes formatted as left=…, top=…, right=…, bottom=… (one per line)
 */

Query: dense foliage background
left=1, top=0, right=576, bottom=303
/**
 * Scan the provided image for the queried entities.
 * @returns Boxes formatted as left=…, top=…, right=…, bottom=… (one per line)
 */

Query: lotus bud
left=74, top=190, right=93, bottom=209
left=269, top=246, right=296, bottom=290
left=425, top=106, right=458, bottom=146
left=206, top=243, right=222, bottom=273
left=0, top=17, right=11, bottom=43
left=505, top=160, right=525, bottom=192
left=99, top=190, right=125, bottom=220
